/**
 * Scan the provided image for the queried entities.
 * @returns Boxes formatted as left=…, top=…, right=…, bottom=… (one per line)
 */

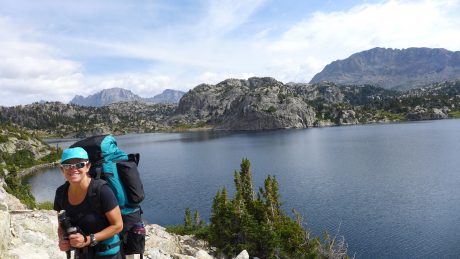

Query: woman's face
left=60, top=158, right=91, bottom=183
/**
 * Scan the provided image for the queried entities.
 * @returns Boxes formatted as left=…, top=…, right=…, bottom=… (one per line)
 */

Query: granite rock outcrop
left=172, top=77, right=317, bottom=130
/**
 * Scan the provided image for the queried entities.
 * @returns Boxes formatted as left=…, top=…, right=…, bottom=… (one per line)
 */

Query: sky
left=1, top=0, right=460, bottom=106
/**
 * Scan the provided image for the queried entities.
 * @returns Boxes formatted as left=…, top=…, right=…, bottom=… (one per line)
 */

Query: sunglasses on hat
left=61, top=161, right=88, bottom=170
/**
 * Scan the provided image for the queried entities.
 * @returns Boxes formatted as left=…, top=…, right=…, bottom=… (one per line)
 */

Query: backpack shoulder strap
left=55, top=182, right=70, bottom=211
left=87, top=178, right=107, bottom=216
left=128, top=153, right=140, bottom=165
left=89, top=163, right=104, bottom=179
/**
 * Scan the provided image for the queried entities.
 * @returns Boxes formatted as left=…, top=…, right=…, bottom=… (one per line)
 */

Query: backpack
left=69, top=134, right=146, bottom=256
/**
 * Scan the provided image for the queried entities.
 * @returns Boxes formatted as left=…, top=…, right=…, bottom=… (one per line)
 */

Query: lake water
left=26, top=119, right=460, bottom=258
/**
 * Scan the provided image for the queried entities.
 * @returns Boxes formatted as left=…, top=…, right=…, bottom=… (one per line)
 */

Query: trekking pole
left=58, top=211, right=78, bottom=259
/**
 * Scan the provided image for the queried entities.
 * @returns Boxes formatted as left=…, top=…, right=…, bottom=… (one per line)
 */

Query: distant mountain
left=70, top=88, right=144, bottom=107
left=310, top=47, right=460, bottom=90
left=70, top=88, right=185, bottom=107
left=146, top=89, right=185, bottom=104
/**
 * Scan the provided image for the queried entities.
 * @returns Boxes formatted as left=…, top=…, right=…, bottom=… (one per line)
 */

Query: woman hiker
left=54, top=147, right=124, bottom=259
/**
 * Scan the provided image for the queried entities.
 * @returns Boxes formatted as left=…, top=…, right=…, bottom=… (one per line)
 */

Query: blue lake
left=26, top=119, right=460, bottom=258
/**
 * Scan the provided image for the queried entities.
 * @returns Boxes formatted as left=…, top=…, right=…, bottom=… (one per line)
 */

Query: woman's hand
left=68, top=233, right=89, bottom=248
left=58, top=238, right=70, bottom=251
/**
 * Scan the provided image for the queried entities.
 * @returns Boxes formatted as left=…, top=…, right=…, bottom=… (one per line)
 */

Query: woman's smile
left=67, top=170, right=82, bottom=178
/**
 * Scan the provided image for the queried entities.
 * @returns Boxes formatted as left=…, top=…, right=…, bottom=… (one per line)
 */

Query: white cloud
left=264, top=57, right=324, bottom=83
left=0, top=17, right=84, bottom=106
left=266, top=0, right=460, bottom=81
left=2, top=0, right=460, bottom=106
left=197, top=0, right=267, bottom=37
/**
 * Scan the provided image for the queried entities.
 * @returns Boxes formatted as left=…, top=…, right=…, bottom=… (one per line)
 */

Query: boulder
left=407, top=106, right=449, bottom=120
left=432, top=108, right=448, bottom=119
left=233, top=250, right=249, bottom=259
left=339, top=110, right=359, bottom=125
left=1, top=186, right=27, bottom=211
left=0, top=185, right=10, bottom=257
left=145, top=248, right=172, bottom=259
left=0, top=210, right=10, bottom=258
left=172, top=253, right=195, bottom=259
left=195, top=249, right=213, bottom=259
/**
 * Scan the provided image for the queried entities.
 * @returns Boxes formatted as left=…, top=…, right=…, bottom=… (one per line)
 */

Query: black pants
left=120, top=210, right=144, bottom=257
left=74, top=248, right=123, bottom=259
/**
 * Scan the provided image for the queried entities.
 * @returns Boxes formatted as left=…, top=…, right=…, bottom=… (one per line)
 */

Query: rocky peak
left=173, top=77, right=317, bottom=130
left=310, top=47, right=460, bottom=90
left=70, top=88, right=144, bottom=107
left=212, top=77, right=282, bottom=90
left=71, top=88, right=185, bottom=107
left=146, top=89, right=185, bottom=104
left=247, top=77, right=283, bottom=89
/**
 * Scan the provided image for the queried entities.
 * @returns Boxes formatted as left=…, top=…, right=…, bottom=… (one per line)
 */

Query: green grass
left=171, top=121, right=210, bottom=131
left=384, top=112, right=405, bottom=121
left=37, top=201, right=54, bottom=210
left=377, top=111, right=405, bottom=121
left=448, top=110, right=460, bottom=118
left=264, top=106, right=277, bottom=113
left=0, top=135, right=8, bottom=143
left=166, top=225, right=210, bottom=239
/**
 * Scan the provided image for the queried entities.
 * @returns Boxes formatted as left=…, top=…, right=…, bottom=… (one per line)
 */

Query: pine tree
left=193, top=209, right=201, bottom=227
left=233, top=158, right=255, bottom=216
left=240, top=158, right=254, bottom=207
left=208, top=158, right=343, bottom=259
left=233, top=170, right=244, bottom=214
left=260, top=175, right=282, bottom=222
left=210, top=187, right=239, bottom=256
left=184, top=208, right=192, bottom=229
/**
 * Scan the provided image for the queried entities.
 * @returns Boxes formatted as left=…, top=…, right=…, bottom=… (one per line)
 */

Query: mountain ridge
left=310, top=47, right=460, bottom=90
left=70, top=88, right=185, bottom=107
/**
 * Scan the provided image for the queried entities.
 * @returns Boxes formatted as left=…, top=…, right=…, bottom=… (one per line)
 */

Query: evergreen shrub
left=171, top=159, right=349, bottom=258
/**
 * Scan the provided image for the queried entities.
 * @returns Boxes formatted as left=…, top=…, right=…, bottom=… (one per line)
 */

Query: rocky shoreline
left=17, top=162, right=59, bottom=178
left=0, top=183, right=249, bottom=259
